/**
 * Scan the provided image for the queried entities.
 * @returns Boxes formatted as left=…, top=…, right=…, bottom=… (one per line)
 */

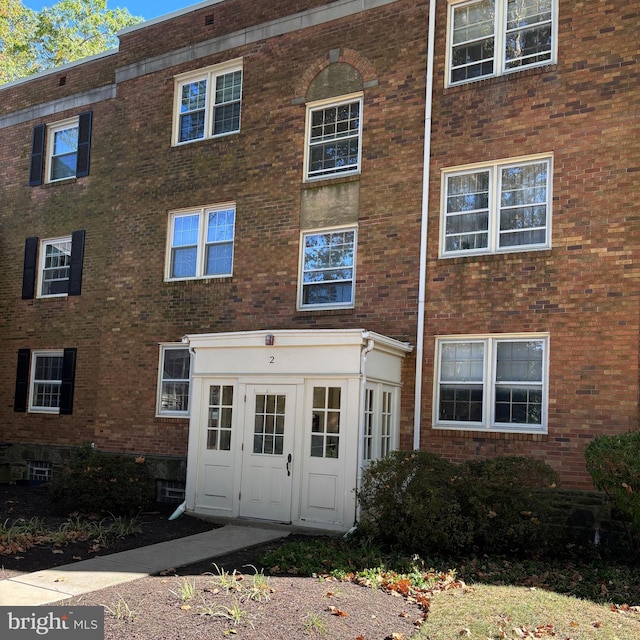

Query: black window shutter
left=14, top=349, right=31, bottom=412
left=68, top=230, right=86, bottom=296
left=29, top=124, right=46, bottom=186
left=76, top=111, right=92, bottom=178
left=22, top=237, right=39, bottom=300
left=59, top=348, right=77, bottom=415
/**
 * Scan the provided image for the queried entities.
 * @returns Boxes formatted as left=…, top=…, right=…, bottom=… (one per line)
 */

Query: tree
left=0, top=0, right=143, bottom=85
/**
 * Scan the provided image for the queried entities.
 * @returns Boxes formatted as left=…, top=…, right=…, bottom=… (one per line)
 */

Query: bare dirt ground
left=0, top=483, right=424, bottom=639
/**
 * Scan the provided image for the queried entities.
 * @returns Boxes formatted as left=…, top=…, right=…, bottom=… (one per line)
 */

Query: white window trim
left=29, top=350, right=64, bottom=414
left=45, top=116, right=79, bottom=184
left=363, top=382, right=400, bottom=462
left=172, top=58, right=243, bottom=146
left=439, top=153, right=553, bottom=258
left=445, top=0, right=558, bottom=88
left=165, top=202, right=236, bottom=281
left=433, top=333, right=549, bottom=434
left=37, top=236, right=72, bottom=298
left=156, top=344, right=191, bottom=417
left=297, top=225, right=358, bottom=311
left=303, top=93, right=363, bottom=182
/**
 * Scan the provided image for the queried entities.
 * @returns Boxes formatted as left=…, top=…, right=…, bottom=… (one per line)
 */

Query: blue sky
left=23, top=1, right=202, bottom=22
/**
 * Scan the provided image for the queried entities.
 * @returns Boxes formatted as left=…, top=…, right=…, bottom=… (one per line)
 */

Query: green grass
left=418, top=585, right=640, bottom=640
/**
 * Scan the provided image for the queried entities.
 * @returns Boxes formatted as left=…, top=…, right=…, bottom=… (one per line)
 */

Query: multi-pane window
left=30, top=351, right=64, bottom=413
left=167, top=205, right=235, bottom=280
left=158, top=347, right=191, bottom=416
left=311, top=386, right=341, bottom=458
left=40, top=238, right=71, bottom=297
left=435, top=335, right=548, bottom=433
left=253, top=394, right=285, bottom=455
left=207, top=385, right=234, bottom=451
left=306, top=96, right=362, bottom=180
left=174, top=61, right=242, bottom=144
left=448, top=0, right=555, bottom=86
left=441, top=156, right=551, bottom=256
left=363, top=385, right=398, bottom=462
left=300, top=228, right=356, bottom=309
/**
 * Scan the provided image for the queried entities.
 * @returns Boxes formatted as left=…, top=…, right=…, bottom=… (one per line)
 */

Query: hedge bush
left=51, top=445, right=155, bottom=516
left=585, top=431, right=640, bottom=548
left=357, top=451, right=559, bottom=557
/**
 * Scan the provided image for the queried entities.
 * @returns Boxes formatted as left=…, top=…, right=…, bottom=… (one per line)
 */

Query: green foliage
left=1, top=0, right=143, bottom=85
left=585, top=431, right=640, bottom=546
left=357, top=451, right=559, bottom=557
left=51, top=445, right=154, bottom=516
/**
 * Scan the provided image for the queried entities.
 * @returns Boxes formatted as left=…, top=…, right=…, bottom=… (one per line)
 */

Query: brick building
left=0, top=0, right=637, bottom=530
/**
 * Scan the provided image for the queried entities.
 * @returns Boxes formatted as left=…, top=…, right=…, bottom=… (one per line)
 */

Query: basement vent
left=156, top=479, right=186, bottom=504
left=205, top=14, right=214, bottom=26
left=28, top=461, right=53, bottom=483
left=59, top=76, right=67, bottom=86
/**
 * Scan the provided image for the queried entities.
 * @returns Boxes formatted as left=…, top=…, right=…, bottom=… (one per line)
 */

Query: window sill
left=433, top=425, right=548, bottom=437
left=43, top=177, right=78, bottom=188
left=437, top=248, right=552, bottom=265
left=444, top=63, right=558, bottom=94
left=302, top=174, right=360, bottom=190
left=294, top=307, right=355, bottom=318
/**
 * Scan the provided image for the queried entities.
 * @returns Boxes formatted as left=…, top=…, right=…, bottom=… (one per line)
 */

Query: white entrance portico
left=183, top=329, right=412, bottom=531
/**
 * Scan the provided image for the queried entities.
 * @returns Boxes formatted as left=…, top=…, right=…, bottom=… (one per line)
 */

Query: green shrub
left=51, top=445, right=154, bottom=516
left=461, top=456, right=559, bottom=554
left=357, top=451, right=475, bottom=555
left=585, top=431, right=640, bottom=547
left=357, top=451, right=559, bottom=557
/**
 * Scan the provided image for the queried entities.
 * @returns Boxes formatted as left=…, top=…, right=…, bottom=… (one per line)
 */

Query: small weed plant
left=103, top=595, right=138, bottom=621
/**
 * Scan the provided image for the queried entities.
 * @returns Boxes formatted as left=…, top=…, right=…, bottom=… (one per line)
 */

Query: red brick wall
left=422, top=0, right=640, bottom=488
left=0, top=0, right=426, bottom=458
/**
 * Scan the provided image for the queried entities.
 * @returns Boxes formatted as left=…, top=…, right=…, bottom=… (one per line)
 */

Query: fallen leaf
left=54, top=577, right=66, bottom=583
left=181, top=604, right=191, bottom=611
left=326, top=606, right=347, bottom=617
left=593, top=621, right=602, bottom=628
left=52, top=549, right=64, bottom=555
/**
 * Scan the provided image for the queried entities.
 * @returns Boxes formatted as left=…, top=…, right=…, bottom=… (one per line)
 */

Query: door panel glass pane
left=253, top=394, right=286, bottom=455
left=207, top=385, right=233, bottom=450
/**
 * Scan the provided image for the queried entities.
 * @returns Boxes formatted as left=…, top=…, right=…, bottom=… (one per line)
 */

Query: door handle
left=286, top=453, right=292, bottom=476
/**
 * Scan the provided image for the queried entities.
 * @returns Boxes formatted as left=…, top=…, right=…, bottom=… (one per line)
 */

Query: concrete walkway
left=0, top=524, right=286, bottom=606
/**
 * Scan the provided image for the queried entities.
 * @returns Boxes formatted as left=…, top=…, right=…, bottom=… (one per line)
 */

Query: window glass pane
left=445, top=171, right=490, bottom=252
left=205, top=208, right=235, bottom=276
left=213, top=71, right=242, bottom=135
left=32, top=355, right=63, bottom=408
left=253, top=394, right=286, bottom=455
left=496, top=341, right=543, bottom=382
left=441, top=342, right=484, bottom=381
left=451, top=0, right=495, bottom=83
left=171, top=215, right=199, bottom=278
left=179, top=80, right=207, bottom=142
left=206, top=384, right=233, bottom=449
left=302, top=230, right=355, bottom=307
left=439, top=385, right=483, bottom=422
left=505, top=0, right=553, bottom=69
left=42, top=239, right=71, bottom=296
left=163, top=349, right=190, bottom=379
left=308, top=101, right=360, bottom=177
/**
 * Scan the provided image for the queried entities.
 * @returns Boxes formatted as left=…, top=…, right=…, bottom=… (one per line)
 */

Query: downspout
left=170, top=335, right=196, bottom=520
left=353, top=333, right=375, bottom=528
left=413, top=0, right=437, bottom=451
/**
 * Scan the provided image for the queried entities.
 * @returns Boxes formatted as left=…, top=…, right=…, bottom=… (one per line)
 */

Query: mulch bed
left=0, top=483, right=424, bottom=639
